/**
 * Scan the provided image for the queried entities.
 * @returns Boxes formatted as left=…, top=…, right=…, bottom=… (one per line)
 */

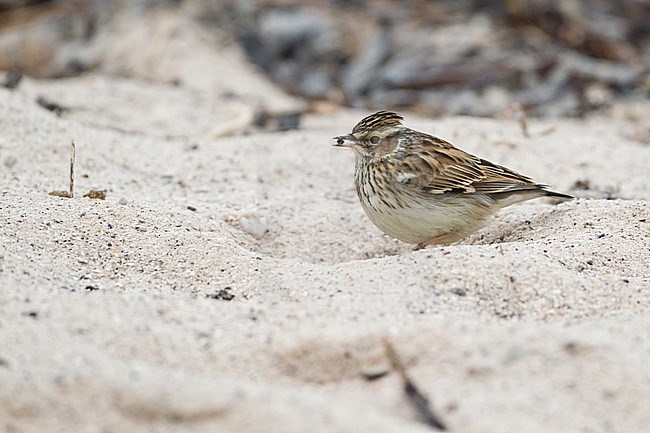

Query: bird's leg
left=413, top=233, right=454, bottom=251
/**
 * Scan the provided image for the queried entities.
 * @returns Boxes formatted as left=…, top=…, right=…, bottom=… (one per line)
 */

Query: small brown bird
left=333, top=111, right=573, bottom=250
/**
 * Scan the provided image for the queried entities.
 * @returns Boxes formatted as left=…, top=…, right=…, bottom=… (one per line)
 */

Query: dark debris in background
left=208, top=0, right=649, bottom=117
left=1, top=0, right=648, bottom=117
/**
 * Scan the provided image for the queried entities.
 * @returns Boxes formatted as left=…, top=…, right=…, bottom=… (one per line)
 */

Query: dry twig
left=384, top=338, right=447, bottom=431
left=36, top=96, right=69, bottom=116
left=48, top=140, right=76, bottom=198
left=512, top=102, right=530, bottom=138
left=69, top=140, right=75, bottom=198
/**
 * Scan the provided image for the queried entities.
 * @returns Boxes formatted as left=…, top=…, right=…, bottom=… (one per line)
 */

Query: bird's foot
left=413, top=233, right=455, bottom=251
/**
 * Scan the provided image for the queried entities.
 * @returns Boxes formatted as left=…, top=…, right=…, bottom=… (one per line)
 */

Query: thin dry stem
left=383, top=338, right=447, bottom=431
left=512, top=102, right=530, bottom=138
left=69, top=140, right=76, bottom=198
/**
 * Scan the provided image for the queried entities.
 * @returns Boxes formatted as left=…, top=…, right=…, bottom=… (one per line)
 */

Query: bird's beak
left=332, top=134, right=357, bottom=148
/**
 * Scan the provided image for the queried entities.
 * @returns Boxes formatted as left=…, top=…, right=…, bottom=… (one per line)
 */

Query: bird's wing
left=393, top=134, right=542, bottom=195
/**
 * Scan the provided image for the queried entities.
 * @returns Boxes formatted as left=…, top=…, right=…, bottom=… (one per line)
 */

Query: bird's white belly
left=359, top=188, right=491, bottom=244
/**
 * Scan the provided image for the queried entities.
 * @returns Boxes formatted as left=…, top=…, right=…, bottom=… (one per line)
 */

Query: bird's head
left=333, top=111, right=405, bottom=158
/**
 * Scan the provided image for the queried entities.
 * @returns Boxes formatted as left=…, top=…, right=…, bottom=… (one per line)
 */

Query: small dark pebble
left=571, top=179, right=591, bottom=190
left=187, top=205, right=197, bottom=211
left=563, top=342, right=580, bottom=355
left=85, top=285, right=99, bottom=291
left=278, top=113, right=300, bottom=131
left=596, top=233, right=606, bottom=239
left=451, top=286, right=467, bottom=296
left=253, top=111, right=301, bottom=131
left=2, top=67, right=22, bottom=89
left=3, top=155, right=17, bottom=168
left=253, top=111, right=270, bottom=127
left=207, top=288, right=235, bottom=301
left=361, top=369, right=389, bottom=381
left=36, top=96, right=68, bottom=116
left=22, top=310, right=39, bottom=319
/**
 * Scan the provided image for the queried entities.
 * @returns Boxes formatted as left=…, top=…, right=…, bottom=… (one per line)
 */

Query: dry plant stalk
left=48, top=140, right=76, bottom=198
left=69, top=140, right=75, bottom=198
left=383, top=338, right=447, bottom=431
left=512, top=102, right=530, bottom=138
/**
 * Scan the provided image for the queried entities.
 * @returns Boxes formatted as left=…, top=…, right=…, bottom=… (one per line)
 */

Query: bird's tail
left=492, top=186, right=574, bottom=208
left=542, top=189, right=574, bottom=201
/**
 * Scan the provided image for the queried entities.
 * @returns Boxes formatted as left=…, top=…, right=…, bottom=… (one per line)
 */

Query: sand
left=1, top=71, right=649, bottom=433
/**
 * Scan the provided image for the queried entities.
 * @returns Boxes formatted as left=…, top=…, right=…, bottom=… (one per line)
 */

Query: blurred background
left=1, top=0, right=648, bottom=120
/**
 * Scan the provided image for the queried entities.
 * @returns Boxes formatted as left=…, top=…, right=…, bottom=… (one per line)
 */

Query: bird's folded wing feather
left=394, top=136, right=542, bottom=195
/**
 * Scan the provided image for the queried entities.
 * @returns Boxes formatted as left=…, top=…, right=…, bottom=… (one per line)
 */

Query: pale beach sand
left=1, top=71, right=649, bottom=432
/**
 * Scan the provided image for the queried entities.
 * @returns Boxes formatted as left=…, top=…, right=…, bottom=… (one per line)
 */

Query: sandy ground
left=1, top=73, right=649, bottom=433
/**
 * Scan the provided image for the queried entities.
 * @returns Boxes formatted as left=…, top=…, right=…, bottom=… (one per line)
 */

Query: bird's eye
left=369, top=136, right=380, bottom=144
